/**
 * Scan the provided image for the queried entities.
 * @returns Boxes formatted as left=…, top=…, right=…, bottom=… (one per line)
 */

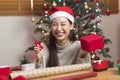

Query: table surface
left=29, top=68, right=120, bottom=80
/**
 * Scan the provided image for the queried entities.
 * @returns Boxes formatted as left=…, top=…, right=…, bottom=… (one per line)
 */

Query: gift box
left=13, top=75, right=27, bottom=80
left=118, top=64, right=120, bottom=75
left=0, top=75, right=8, bottom=80
left=0, top=66, right=12, bottom=77
left=92, top=60, right=108, bottom=71
left=117, top=59, right=120, bottom=75
left=80, top=34, right=104, bottom=52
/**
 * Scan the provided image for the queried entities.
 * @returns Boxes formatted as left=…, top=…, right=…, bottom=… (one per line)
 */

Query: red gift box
left=80, top=34, right=104, bottom=52
left=92, top=60, right=108, bottom=71
left=0, top=75, right=8, bottom=80
left=13, top=75, right=27, bottom=80
left=0, top=66, right=12, bottom=77
left=118, top=59, right=120, bottom=64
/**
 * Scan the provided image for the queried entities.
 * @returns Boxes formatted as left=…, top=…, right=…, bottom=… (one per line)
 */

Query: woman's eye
left=52, top=23, right=57, bottom=26
left=61, top=24, right=66, bottom=26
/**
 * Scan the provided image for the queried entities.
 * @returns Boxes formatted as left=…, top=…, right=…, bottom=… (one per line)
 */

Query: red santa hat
left=49, top=6, right=74, bottom=23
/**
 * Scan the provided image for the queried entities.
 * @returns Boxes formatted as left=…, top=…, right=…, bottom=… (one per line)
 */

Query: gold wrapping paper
left=10, top=63, right=91, bottom=79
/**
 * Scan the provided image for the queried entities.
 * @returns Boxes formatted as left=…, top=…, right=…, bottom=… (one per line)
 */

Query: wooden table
left=29, top=68, right=120, bottom=80
left=83, top=68, right=120, bottom=80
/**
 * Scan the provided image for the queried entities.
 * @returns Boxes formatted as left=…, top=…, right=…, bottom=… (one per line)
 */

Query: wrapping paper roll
left=10, top=63, right=91, bottom=80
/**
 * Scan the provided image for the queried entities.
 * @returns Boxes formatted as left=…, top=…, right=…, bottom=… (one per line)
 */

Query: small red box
left=13, top=75, right=26, bottom=80
left=92, top=60, right=108, bottom=71
left=80, top=34, right=104, bottom=52
left=0, top=66, right=12, bottom=77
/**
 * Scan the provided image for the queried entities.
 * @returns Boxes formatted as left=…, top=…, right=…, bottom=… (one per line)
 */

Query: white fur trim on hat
left=50, top=11, right=74, bottom=23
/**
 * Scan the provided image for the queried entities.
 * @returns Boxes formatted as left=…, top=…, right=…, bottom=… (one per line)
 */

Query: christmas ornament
left=96, top=21, right=100, bottom=26
left=53, top=1, right=57, bottom=6
left=106, top=9, right=110, bottom=16
left=31, top=17, right=35, bottom=22
left=75, top=0, right=80, bottom=3
left=95, top=56, right=100, bottom=60
left=118, top=59, right=120, bottom=64
left=105, top=47, right=109, bottom=52
left=43, top=3, right=48, bottom=10
left=78, top=12, right=82, bottom=17
left=84, top=2, right=88, bottom=9
left=90, top=0, right=94, bottom=2
left=91, top=14, right=95, bottom=19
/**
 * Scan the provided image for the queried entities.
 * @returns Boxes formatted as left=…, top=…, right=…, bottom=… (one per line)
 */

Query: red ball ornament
left=74, top=0, right=80, bottom=3
left=43, top=6, right=48, bottom=10
left=118, top=59, right=120, bottom=64
left=95, top=56, right=100, bottom=60
left=91, top=15, right=95, bottom=19
left=106, top=10, right=110, bottom=16
left=78, top=13, right=82, bottom=17
left=96, top=21, right=100, bottom=25
left=106, top=47, right=109, bottom=52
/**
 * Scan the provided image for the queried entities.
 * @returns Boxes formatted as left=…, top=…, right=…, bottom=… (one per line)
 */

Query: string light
left=38, top=25, right=42, bottom=28
left=40, top=20, right=43, bottom=23
left=59, top=0, right=61, bottom=2
left=31, top=16, right=35, bottom=22
left=84, top=2, right=88, bottom=9
left=42, top=30, right=45, bottom=34
left=45, top=11, right=48, bottom=14
left=63, top=0, right=66, bottom=6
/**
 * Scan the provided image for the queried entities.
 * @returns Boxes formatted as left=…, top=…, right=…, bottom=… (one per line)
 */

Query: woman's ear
left=70, top=23, right=74, bottom=30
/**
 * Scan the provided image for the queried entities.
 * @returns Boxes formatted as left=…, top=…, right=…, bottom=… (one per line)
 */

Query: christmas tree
left=28, top=0, right=112, bottom=61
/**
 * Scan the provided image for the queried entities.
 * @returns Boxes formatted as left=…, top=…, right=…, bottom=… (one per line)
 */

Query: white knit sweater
left=36, top=41, right=91, bottom=68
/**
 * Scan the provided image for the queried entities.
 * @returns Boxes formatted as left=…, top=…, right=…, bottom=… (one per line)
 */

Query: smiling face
left=51, top=17, right=74, bottom=45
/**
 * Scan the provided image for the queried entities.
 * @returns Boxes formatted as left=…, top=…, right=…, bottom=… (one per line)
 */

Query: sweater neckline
left=56, top=41, right=70, bottom=50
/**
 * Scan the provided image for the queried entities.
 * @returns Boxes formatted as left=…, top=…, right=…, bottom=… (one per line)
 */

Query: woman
left=34, top=6, right=91, bottom=68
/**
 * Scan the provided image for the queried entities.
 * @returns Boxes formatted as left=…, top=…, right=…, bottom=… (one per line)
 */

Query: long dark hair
left=47, top=19, right=76, bottom=67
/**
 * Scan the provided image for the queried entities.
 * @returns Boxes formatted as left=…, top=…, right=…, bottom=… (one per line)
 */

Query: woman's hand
left=34, top=41, right=44, bottom=63
left=79, top=49, right=88, bottom=58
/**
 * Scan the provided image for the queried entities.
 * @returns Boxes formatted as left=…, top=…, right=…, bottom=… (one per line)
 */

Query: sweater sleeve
left=76, top=52, right=91, bottom=64
left=75, top=41, right=91, bottom=64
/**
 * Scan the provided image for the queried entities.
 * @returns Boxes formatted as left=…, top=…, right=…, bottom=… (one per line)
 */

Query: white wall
left=101, top=14, right=120, bottom=67
left=0, top=16, right=36, bottom=66
left=0, top=1, right=120, bottom=67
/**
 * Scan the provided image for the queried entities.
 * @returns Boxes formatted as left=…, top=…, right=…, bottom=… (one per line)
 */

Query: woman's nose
left=57, top=25, right=62, bottom=31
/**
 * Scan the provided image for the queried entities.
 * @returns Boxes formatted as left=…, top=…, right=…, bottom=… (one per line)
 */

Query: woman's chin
left=56, top=36, right=65, bottom=41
